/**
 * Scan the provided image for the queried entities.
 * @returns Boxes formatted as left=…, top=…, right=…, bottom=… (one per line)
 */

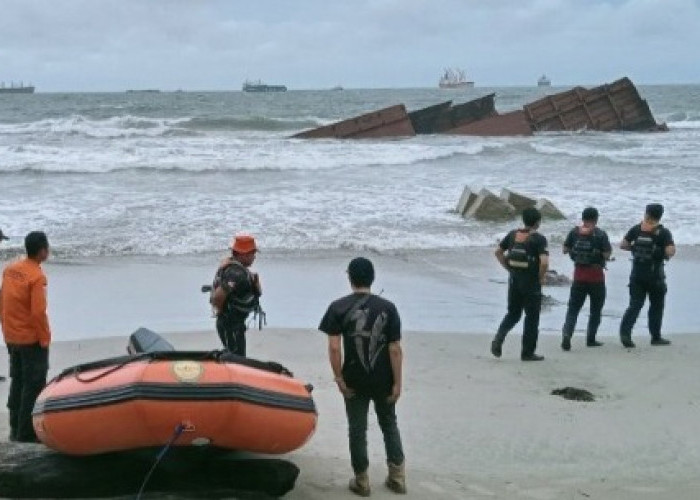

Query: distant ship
left=537, top=75, right=551, bottom=87
left=0, top=82, right=35, bottom=94
left=242, top=80, right=287, bottom=92
left=439, top=68, right=474, bottom=89
left=331, top=85, right=344, bottom=91
left=126, top=89, right=161, bottom=93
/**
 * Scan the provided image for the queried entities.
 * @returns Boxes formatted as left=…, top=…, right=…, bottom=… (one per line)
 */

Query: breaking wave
left=0, top=114, right=330, bottom=139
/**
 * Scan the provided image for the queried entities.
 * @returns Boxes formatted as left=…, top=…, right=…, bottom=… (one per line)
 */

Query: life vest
left=571, top=226, right=601, bottom=266
left=632, top=224, right=661, bottom=265
left=507, top=230, right=534, bottom=271
left=211, top=260, right=258, bottom=317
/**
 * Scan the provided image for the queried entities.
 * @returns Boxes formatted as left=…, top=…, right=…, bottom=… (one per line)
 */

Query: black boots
left=651, top=337, right=671, bottom=346
left=621, top=336, right=636, bottom=348
left=521, top=353, right=545, bottom=362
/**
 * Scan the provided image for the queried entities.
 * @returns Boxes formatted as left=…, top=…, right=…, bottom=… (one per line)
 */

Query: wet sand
left=33, top=245, right=700, bottom=340
left=2, top=329, right=700, bottom=499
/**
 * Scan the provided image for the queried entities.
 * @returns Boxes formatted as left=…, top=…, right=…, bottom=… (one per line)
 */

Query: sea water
left=1, top=86, right=699, bottom=257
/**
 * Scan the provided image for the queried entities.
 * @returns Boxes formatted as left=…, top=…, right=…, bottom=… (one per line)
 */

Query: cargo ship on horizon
left=538, top=75, right=552, bottom=87
left=242, top=79, right=287, bottom=92
left=0, top=82, right=35, bottom=94
left=439, top=68, right=474, bottom=89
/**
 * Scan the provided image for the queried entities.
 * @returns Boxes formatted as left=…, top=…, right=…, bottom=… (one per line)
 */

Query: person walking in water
left=492, top=208, right=549, bottom=361
left=0, top=231, right=51, bottom=442
left=561, top=207, right=612, bottom=351
left=210, top=233, right=262, bottom=356
left=319, top=257, right=406, bottom=497
left=619, top=204, right=675, bottom=348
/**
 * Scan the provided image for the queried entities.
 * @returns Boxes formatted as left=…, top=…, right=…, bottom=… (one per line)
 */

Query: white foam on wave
left=0, top=135, right=496, bottom=174
left=667, top=120, right=700, bottom=129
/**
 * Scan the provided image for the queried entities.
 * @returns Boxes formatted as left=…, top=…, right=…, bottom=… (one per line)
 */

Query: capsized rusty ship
left=292, top=77, right=666, bottom=139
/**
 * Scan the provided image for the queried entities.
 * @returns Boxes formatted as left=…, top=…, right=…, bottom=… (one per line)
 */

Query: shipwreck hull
left=291, top=77, right=664, bottom=139
left=292, top=105, right=415, bottom=139
left=448, top=110, right=533, bottom=136
left=524, top=77, right=662, bottom=132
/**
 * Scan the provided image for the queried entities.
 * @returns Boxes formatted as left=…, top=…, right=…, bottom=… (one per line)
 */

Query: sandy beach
left=2, top=329, right=700, bottom=499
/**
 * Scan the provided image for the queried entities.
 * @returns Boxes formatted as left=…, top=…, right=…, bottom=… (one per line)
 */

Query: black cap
left=0, top=229, right=8, bottom=241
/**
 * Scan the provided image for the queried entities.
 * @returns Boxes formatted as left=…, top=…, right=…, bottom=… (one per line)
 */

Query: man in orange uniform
left=0, top=227, right=10, bottom=382
left=0, top=231, right=51, bottom=442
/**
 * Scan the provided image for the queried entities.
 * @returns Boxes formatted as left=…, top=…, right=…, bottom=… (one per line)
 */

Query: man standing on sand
left=210, top=233, right=262, bottom=356
left=619, top=204, right=675, bottom=348
left=0, top=228, right=10, bottom=382
left=492, top=207, right=549, bottom=361
left=0, top=231, right=51, bottom=442
left=561, top=207, right=612, bottom=351
left=319, top=257, right=406, bottom=497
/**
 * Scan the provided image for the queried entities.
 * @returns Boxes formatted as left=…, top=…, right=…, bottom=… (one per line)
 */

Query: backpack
left=571, top=227, right=602, bottom=266
left=632, top=225, right=663, bottom=263
left=507, top=230, right=534, bottom=272
left=211, top=260, right=257, bottom=316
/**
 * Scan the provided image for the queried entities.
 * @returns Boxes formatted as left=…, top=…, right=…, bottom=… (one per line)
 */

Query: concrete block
left=536, top=198, right=566, bottom=220
left=500, top=188, right=537, bottom=212
left=465, top=189, right=517, bottom=221
left=456, top=185, right=477, bottom=215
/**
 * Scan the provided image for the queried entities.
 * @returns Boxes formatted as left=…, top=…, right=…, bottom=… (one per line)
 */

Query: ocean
left=1, top=85, right=699, bottom=258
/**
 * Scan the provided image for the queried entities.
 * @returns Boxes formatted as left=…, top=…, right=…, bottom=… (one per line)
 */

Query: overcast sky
left=1, top=0, right=699, bottom=91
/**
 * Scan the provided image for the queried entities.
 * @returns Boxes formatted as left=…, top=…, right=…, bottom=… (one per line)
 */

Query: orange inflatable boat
left=33, top=350, right=317, bottom=456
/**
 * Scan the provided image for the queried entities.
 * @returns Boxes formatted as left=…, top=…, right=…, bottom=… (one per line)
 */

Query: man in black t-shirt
left=319, top=257, right=406, bottom=497
left=619, top=204, right=675, bottom=348
left=492, top=208, right=549, bottom=361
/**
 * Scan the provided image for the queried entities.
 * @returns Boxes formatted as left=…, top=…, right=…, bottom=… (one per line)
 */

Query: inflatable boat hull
left=33, top=353, right=317, bottom=456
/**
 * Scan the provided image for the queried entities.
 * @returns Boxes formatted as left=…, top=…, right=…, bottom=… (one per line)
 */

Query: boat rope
left=74, top=355, right=149, bottom=383
left=135, top=422, right=186, bottom=500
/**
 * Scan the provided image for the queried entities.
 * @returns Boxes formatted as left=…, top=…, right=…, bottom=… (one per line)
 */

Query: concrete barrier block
left=465, top=189, right=517, bottom=221
left=536, top=198, right=566, bottom=220
left=456, top=186, right=477, bottom=215
left=500, top=188, right=537, bottom=212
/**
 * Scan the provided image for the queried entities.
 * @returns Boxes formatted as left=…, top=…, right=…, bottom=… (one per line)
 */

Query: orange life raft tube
left=33, top=351, right=317, bottom=456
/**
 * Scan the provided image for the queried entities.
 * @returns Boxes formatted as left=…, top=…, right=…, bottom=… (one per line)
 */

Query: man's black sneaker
left=521, top=354, right=545, bottom=362
left=621, top=337, right=636, bottom=348
left=651, top=337, right=671, bottom=346
left=491, top=341, right=502, bottom=358
left=0, top=375, right=5, bottom=382
left=561, top=336, right=572, bottom=351
left=586, top=340, right=604, bottom=347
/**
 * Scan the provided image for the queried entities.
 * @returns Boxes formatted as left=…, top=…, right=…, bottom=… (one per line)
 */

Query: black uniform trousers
left=7, top=343, right=48, bottom=442
left=620, top=278, right=667, bottom=340
left=495, top=274, right=542, bottom=357
left=562, top=281, right=606, bottom=341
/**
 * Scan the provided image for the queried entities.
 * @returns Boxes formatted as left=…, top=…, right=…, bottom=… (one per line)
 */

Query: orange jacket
left=0, top=258, right=51, bottom=347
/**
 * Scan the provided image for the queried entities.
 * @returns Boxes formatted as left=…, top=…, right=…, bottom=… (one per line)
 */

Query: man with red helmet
left=210, top=233, right=262, bottom=356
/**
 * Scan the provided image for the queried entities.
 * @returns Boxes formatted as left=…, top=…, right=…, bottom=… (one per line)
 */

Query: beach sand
left=2, top=329, right=699, bottom=499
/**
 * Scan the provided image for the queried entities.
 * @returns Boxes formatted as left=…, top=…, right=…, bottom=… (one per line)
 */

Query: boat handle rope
left=72, top=356, right=149, bottom=383
left=135, top=422, right=186, bottom=500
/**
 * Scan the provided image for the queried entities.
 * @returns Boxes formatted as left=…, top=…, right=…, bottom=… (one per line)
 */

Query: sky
left=1, top=0, right=699, bottom=91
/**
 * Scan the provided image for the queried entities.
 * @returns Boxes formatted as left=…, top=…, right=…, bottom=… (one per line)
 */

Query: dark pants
left=7, top=343, right=49, bottom=442
left=216, top=316, right=247, bottom=356
left=344, top=391, right=405, bottom=474
left=620, top=278, right=667, bottom=339
left=562, top=282, right=606, bottom=341
left=495, top=276, right=542, bottom=357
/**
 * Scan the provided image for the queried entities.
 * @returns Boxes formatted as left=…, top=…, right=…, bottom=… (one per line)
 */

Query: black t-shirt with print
left=624, top=224, right=674, bottom=280
left=319, top=293, right=401, bottom=395
left=499, top=229, right=549, bottom=283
